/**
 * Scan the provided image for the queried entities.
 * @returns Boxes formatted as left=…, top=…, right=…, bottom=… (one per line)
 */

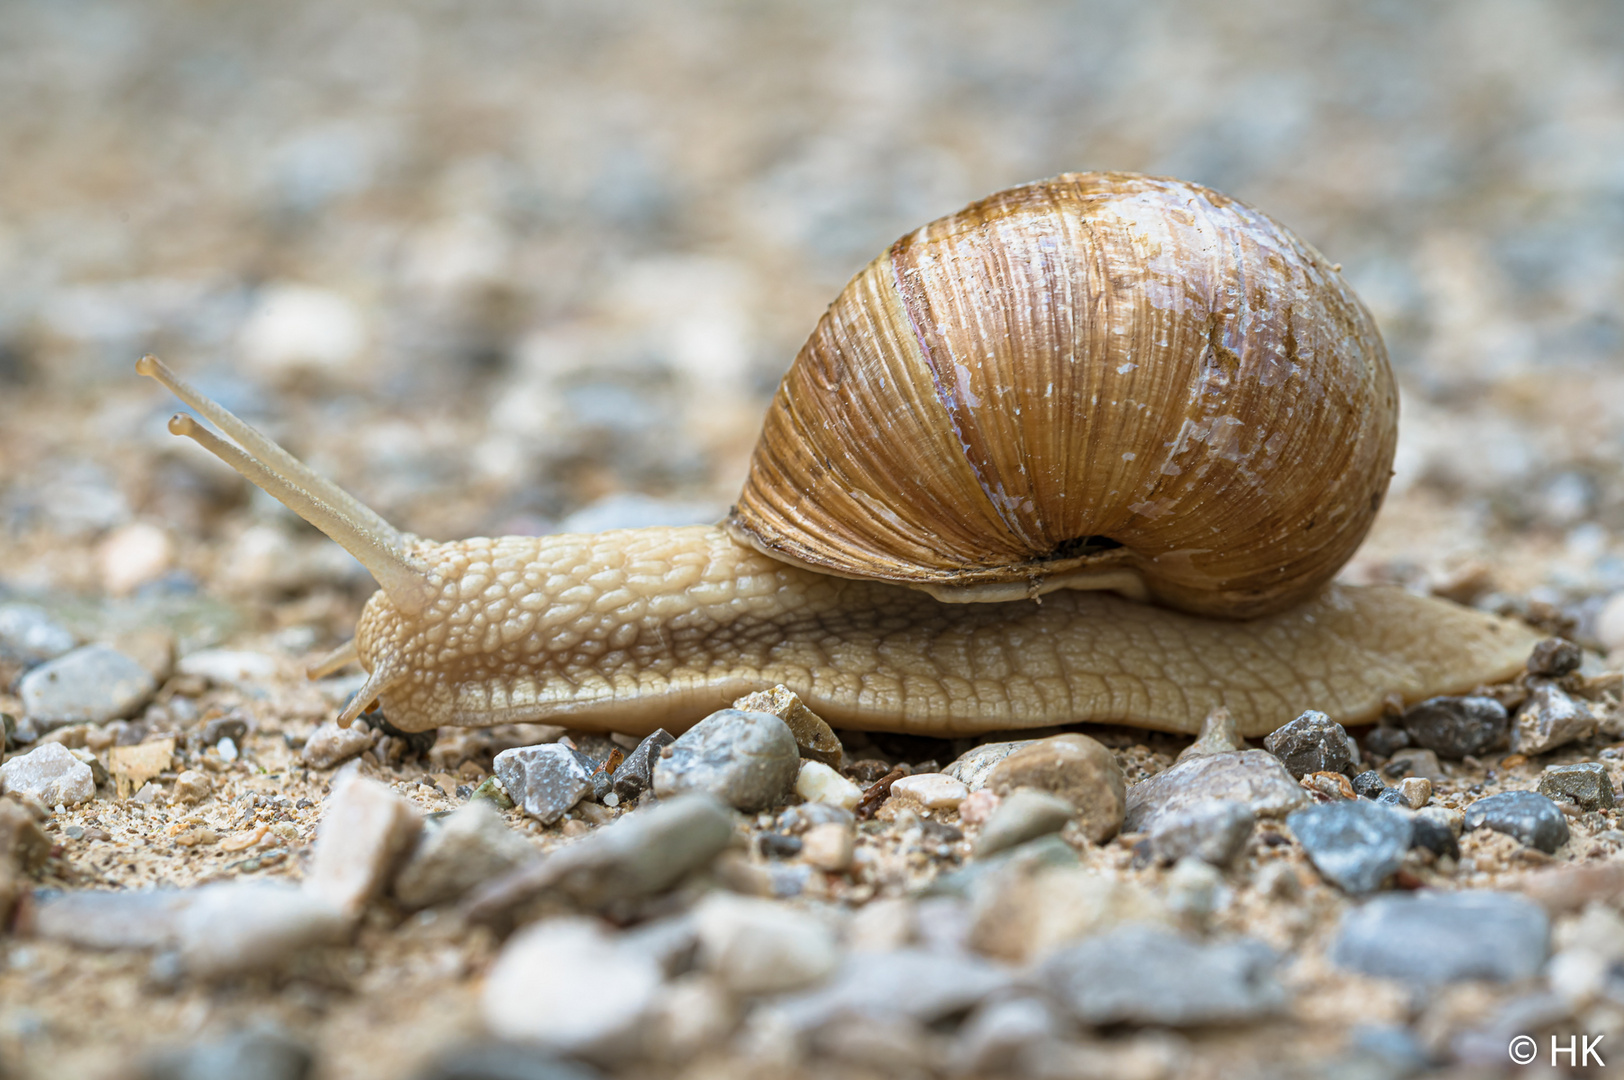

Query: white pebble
left=694, top=892, right=840, bottom=995
left=795, top=760, right=862, bottom=810
left=890, top=773, right=969, bottom=810
left=0, top=743, right=96, bottom=807
left=240, top=283, right=367, bottom=379
left=1398, top=776, right=1431, bottom=810
left=96, top=522, right=173, bottom=595
left=801, top=822, right=855, bottom=872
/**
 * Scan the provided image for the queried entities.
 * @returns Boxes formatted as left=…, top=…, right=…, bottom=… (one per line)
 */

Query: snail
left=137, top=172, right=1538, bottom=739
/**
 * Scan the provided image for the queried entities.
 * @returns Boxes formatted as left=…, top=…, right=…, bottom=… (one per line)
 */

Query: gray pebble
left=973, top=789, right=1075, bottom=859
left=0, top=603, right=76, bottom=664
left=19, top=644, right=156, bottom=730
left=1146, top=799, right=1255, bottom=868
left=1375, top=786, right=1408, bottom=808
left=462, top=794, right=733, bottom=925
left=494, top=744, right=599, bottom=824
left=1410, top=814, right=1459, bottom=860
left=1382, top=747, right=1443, bottom=780
left=610, top=728, right=674, bottom=802
left=1526, top=637, right=1582, bottom=677
left=1044, top=924, right=1284, bottom=1026
left=394, top=801, right=536, bottom=909
left=944, top=741, right=1031, bottom=792
left=1463, top=790, right=1570, bottom=853
left=138, top=1023, right=313, bottom=1080
left=301, top=722, right=377, bottom=770
left=34, top=888, right=195, bottom=950
left=1124, top=750, right=1307, bottom=834
left=1361, top=724, right=1411, bottom=758
left=176, top=882, right=350, bottom=979
left=408, top=1042, right=601, bottom=1080
left=1263, top=710, right=1354, bottom=778
left=765, top=948, right=1014, bottom=1033
left=776, top=802, right=855, bottom=834
left=1512, top=682, right=1596, bottom=756
left=1332, top=891, right=1549, bottom=984
left=1399, top=695, right=1508, bottom=759
left=652, top=709, right=799, bottom=812
left=1350, top=770, right=1386, bottom=799
left=1287, top=801, right=1413, bottom=894
left=1537, top=762, right=1615, bottom=811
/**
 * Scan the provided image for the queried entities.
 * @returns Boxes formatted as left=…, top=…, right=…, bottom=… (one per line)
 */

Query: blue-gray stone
left=493, top=744, right=597, bottom=824
left=1044, top=924, right=1284, bottom=1026
left=1463, top=790, right=1570, bottom=853
left=18, top=644, right=156, bottom=729
left=1332, top=891, right=1549, bottom=984
left=610, top=728, right=674, bottom=802
left=1263, top=710, right=1354, bottom=778
left=1288, top=801, right=1413, bottom=894
left=1399, top=696, right=1508, bottom=759
left=1409, top=814, right=1459, bottom=860
left=652, top=709, right=799, bottom=812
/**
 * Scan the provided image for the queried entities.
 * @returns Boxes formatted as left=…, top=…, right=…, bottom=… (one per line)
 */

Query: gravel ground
left=3, top=3, right=1624, bottom=1079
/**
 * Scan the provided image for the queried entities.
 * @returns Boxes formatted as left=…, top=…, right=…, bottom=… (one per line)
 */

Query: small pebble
left=482, top=917, right=663, bottom=1061
left=1125, top=749, right=1307, bottom=833
left=731, top=684, right=844, bottom=769
left=694, top=892, right=840, bottom=994
left=1398, top=776, right=1431, bottom=809
left=170, top=769, right=213, bottom=804
left=18, top=645, right=156, bottom=730
left=609, top=728, right=674, bottom=802
left=1526, top=637, right=1582, bottom=677
left=1350, top=770, right=1386, bottom=799
left=394, top=800, right=535, bottom=909
left=1382, top=747, right=1443, bottom=780
left=1537, top=762, right=1615, bottom=811
left=652, top=709, right=800, bottom=812
left=757, top=832, right=802, bottom=858
left=1410, top=814, right=1460, bottom=859
left=957, top=788, right=1000, bottom=825
left=1263, top=710, right=1354, bottom=778
left=1332, top=891, right=1549, bottom=983
left=944, top=741, right=1031, bottom=792
left=1145, top=798, right=1254, bottom=868
left=800, top=821, right=855, bottom=872
left=794, top=760, right=863, bottom=810
left=304, top=773, right=423, bottom=917
left=973, top=789, right=1076, bottom=858
left=1287, top=801, right=1413, bottom=894
left=300, top=721, right=377, bottom=769
left=494, top=744, right=598, bottom=824
left=888, top=772, right=968, bottom=811
left=966, top=863, right=1161, bottom=963
left=1415, top=805, right=1464, bottom=836
left=1463, top=790, right=1570, bottom=853
left=765, top=948, right=1013, bottom=1033
left=1399, top=696, right=1508, bottom=759
left=1362, top=723, right=1411, bottom=757
left=1512, top=682, right=1596, bottom=756
left=1165, top=855, right=1226, bottom=922
left=777, top=802, right=855, bottom=834
left=176, top=648, right=281, bottom=688
left=0, top=742, right=96, bottom=806
left=1043, top=924, right=1283, bottom=1026
left=983, top=734, right=1125, bottom=843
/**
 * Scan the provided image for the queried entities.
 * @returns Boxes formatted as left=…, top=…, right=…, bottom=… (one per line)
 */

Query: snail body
left=138, top=173, right=1538, bottom=739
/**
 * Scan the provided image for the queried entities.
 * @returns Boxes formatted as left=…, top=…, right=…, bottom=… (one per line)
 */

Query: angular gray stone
left=1124, top=750, right=1307, bottom=833
left=944, top=741, right=1032, bottom=792
left=1525, top=637, right=1582, bottom=678
left=299, top=720, right=376, bottom=769
left=1044, top=924, right=1284, bottom=1026
left=1513, top=682, right=1596, bottom=756
left=611, top=729, right=674, bottom=802
left=1263, top=710, right=1354, bottom=778
left=19, top=644, right=156, bottom=729
left=0, top=603, right=75, bottom=664
left=1288, top=802, right=1413, bottom=894
left=495, top=743, right=598, bottom=824
left=1332, top=891, right=1549, bottom=984
left=1537, top=762, right=1615, bottom=811
left=394, top=801, right=535, bottom=909
left=1399, top=695, right=1509, bottom=759
left=1463, top=790, right=1570, bottom=853
left=973, top=789, right=1075, bottom=858
left=765, top=948, right=1014, bottom=1033
left=0, top=742, right=97, bottom=806
left=652, top=709, right=799, bottom=812
left=1146, top=799, right=1255, bottom=867
left=462, top=794, right=733, bottom=926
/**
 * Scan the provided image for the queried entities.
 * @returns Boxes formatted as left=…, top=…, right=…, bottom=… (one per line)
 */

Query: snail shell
left=729, top=172, right=1396, bottom=618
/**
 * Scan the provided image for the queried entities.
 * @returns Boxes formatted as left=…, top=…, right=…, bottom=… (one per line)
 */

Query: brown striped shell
left=726, top=172, right=1398, bottom=619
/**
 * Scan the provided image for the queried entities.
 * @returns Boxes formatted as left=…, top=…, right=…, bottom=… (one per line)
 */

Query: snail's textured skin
left=354, top=525, right=1539, bottom=737
left=731, top=173, right=1397, bottom=618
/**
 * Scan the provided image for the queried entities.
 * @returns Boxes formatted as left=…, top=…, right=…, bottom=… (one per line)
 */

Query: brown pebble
left=983, top=734, right=1126, bottom=843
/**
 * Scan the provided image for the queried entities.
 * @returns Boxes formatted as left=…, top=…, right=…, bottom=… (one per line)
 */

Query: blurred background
left=1, top=0, right=1622, bottom=650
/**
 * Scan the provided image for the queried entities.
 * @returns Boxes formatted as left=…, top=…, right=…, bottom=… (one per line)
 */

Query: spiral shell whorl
left=728, top=172, right=1397, bottom=618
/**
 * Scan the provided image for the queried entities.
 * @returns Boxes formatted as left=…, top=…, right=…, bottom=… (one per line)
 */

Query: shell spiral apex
left=727, top=172, right=1397, bottom=618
